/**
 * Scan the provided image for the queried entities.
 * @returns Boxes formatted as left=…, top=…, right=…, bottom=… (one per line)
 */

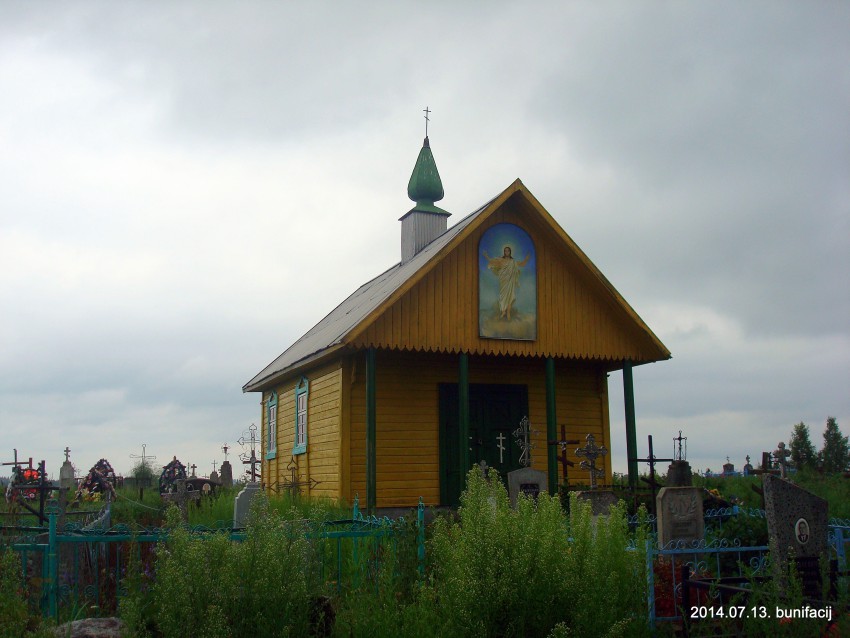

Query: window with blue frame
left=266, top=391, right=277, bottom=459
left=294, top=377, right=308, bottom=455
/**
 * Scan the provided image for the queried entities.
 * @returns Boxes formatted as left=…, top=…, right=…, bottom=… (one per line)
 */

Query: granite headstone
left=763, top=474, right=829, bottom=593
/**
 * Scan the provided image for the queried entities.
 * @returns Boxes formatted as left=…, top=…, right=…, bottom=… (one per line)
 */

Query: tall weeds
left=428, top=468, right=650, bottom=638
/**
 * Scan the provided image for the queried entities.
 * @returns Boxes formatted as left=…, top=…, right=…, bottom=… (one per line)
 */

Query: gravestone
left=60, top=447, right=76, bottom=490
left=219, top=460, right=233, bottom=488
left=656, top=487, right=704, bottom=547
left=160, top=479, right=190, bottom=523
left=233, top=481, right=262, bottom=528
left=763, top=474, right=829, bottom=595
left=666, top=460, right=693, bottom=487
left=575, top=490, right=620, bottom=516
left=210, top=470, right=219, bottom=483
left=507, top=467, right=547, bottom=507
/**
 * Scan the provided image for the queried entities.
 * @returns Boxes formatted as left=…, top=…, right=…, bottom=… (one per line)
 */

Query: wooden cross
left=512, top=416, right=538, bottom=468
left=2, top=448, right=32, bottom=470
left=423, top=106, right=431, bottom=136
left=547, top=425, right=579, bottom=481
left=8, top=460, right=53, bottom=525
left=575, top=433, right=608, bottom=490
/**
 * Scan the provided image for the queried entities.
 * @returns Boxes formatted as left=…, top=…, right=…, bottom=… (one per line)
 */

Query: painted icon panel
left=478, top=223, right=537, bottom=340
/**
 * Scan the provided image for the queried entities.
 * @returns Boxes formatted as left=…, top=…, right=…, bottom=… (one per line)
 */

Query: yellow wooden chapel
left=243, top=136, right=670, bottom=510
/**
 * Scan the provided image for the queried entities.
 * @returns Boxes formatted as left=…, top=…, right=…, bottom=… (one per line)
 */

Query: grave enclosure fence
left=644, top=509, right=850, bottom=631
left=4, top=496, right=426, bottom=622
left=6, top=498, right=849, bottom=631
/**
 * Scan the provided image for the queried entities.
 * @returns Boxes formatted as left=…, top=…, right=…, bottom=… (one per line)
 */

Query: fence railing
left=7, top=496, right=426, bottom=621
left=645, top=520, right=850, bottom=630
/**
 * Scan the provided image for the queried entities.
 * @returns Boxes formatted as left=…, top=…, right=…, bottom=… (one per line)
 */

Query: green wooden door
left=439, top=383, right=528, bottom=505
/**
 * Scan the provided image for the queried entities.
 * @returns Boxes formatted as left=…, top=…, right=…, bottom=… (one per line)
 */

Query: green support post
left=417, top=497, right=425, bottom=579
left=459, top=352, right=470, bottom=486
left=545, top=357, right=558, bottom=495
left=47, top=499, right=58, bottom=620
left=366, top=347, right=377, bottom=514
left=623, top=359, right=638, bottom=489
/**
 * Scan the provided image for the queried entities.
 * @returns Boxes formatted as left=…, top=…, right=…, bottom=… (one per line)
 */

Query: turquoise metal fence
left=7, top=495, right=426, bottom=621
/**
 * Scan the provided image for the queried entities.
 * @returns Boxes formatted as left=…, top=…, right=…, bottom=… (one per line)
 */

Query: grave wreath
left=158, top=457, right=187, bottom=494
left=75, top=458, right=117, bottom=501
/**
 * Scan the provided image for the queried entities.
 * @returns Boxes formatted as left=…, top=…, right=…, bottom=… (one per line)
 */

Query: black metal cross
left=423, top=106, right=431, bottom=136
left=269, top=457, right=319, bottom=498
left=673, top=430, right=687, bottom=461
left=212, top=460, right=218, bottom=473
left=238, top=424, right=261, bottom=482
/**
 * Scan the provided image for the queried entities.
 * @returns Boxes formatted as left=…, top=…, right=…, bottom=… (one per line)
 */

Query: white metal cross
left=496, top=433, right=506, bottom=464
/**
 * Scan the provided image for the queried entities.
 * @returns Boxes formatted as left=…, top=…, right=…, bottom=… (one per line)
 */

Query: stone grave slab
left=666, top=460, right=693, bottom=487
left=656, top=486, right=704, bottom=547
left=507, top=467, right=547, bottom=507
left=233, top=482, right=262, bottom=528
left=574, top=490, right=620, bottom=516
left=219, top=460, right=233, bottom=488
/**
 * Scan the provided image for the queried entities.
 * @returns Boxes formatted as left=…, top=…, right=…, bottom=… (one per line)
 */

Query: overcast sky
left=1, top=2, right=847, bottom=484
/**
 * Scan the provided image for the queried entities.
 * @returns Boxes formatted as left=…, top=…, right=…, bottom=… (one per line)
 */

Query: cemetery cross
left=547, top=424, right=579, bottom=481
left=773, top=441, right=791, bottom=479
left=575, top=433, right=608, bottom=490
left=271, top=457, right=319, bottom=498
left=512, top=416, right=538, bottom=468
left=238, top=424, right=261, bottom=483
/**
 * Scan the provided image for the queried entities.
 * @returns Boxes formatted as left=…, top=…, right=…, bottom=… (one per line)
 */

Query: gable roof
left=243, top=180, right=669, bottom=392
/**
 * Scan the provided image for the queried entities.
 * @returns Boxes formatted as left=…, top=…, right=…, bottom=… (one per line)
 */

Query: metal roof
left=242, top=195, right=495, bottom=393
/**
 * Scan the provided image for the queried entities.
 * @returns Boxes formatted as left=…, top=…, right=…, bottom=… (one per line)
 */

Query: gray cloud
left=1, top=1, right=847, bottom=479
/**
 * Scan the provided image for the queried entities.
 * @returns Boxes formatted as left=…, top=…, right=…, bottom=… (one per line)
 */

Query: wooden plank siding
left=349, top=197, right=662, bottom=364
left=261, top=361, right=341, bottom=499
left=348, top=349, right=611, bottom=507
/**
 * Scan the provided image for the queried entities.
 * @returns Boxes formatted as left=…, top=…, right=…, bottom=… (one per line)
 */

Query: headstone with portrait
left=763, top=474, right=829, bottom=596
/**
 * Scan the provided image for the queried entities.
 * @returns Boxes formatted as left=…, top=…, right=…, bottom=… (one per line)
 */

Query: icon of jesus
left=482, top=246, right=530, bottom=320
